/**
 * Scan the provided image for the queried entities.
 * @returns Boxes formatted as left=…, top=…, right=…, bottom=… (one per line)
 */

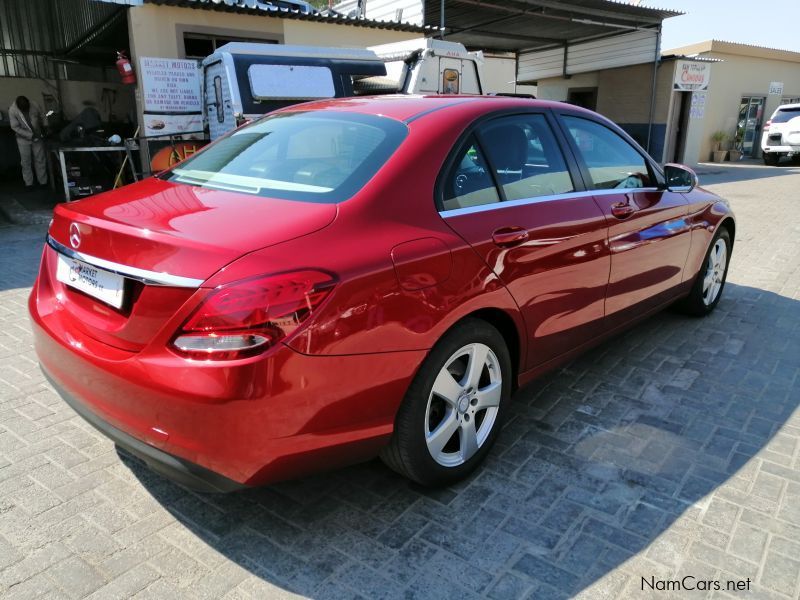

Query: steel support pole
left=646, top=24, right=662, bottom=156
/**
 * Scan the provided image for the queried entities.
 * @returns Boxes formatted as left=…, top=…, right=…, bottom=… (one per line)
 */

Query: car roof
left=278, top=94, right=588, bottom=123
left=776, top=103, right=800, bottom=110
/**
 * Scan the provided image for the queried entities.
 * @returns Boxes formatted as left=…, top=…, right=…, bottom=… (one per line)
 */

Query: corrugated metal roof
left=427, top=0, right=682, bottom=52
left=143, top=0, right=681, bottom=52
left=143, top=0, right=432, bottom=33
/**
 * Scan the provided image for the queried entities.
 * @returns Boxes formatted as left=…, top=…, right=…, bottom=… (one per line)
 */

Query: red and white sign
left=674, top=60, right=711, bottom=91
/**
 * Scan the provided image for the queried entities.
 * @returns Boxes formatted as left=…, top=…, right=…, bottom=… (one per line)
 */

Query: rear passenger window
left=441, top=135, right=500, bottom=211
left=562, top=116, right=652, bottom=190
left=478, top=114, right=574, bottom=201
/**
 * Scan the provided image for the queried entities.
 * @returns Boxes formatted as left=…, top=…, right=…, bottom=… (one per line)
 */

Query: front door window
left=561, top=116, right=652, bottom=190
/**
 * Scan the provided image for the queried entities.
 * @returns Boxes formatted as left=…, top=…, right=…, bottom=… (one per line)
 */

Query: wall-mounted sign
left=140, top=57, right=201, bottom=113
left=769, top=81, right=784, bottom=95
left=690, top=92, right=706, bottom=119
left=674, top=60, right=711, bottom=91
left=140, top=57, right=202, bottom=136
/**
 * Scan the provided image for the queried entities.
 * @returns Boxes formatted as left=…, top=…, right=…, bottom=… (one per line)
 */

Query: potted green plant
left=711, top=131, right=728, bottom=162
left=728, top=128, right=743, bottom=161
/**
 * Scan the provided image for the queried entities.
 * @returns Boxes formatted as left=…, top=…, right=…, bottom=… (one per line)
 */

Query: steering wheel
left=454, top=165, right=487, bottom=194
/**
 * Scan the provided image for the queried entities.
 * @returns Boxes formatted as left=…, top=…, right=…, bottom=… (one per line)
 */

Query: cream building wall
left=665, top=41, right=800, bottom=162
left=127, top=5, right=417, bottom=62
left=535, top=72, right=599, bottom=103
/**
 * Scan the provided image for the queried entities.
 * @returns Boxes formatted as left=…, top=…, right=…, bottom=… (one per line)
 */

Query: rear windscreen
left=772, top=107, right=800, bottom=123
left=164, top=111, right=407, bottom=203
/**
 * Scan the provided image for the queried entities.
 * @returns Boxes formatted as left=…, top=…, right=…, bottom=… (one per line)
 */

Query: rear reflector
left=172, top=270, right=335, bottom=360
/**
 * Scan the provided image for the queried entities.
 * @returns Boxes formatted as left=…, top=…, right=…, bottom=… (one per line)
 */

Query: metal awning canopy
left=0, top=0, right=130, bottom=78
left=427, top=0, right=681, bottom=53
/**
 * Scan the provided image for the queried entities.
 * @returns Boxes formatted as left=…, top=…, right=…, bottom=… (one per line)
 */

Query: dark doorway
left=567, top=87, right=598, bottom=111
left=671, top=91, right=691, bottom=162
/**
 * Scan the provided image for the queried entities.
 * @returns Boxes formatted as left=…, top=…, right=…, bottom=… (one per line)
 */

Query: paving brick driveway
left=1, top=162, right=799, bottom=600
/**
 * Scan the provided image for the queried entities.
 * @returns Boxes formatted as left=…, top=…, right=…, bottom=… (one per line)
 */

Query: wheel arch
left=719, top=216, right=736, bottom=246
left=459, top=307, right=523, bottom=390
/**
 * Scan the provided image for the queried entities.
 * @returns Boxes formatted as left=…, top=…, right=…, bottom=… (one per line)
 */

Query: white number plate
left=56, top=254, right=125, bottom=309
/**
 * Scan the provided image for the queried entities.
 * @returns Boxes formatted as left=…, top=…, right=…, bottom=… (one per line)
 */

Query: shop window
left=183, top=33, right=278, bottom=59
left=567, top=88, right=598, bottom=111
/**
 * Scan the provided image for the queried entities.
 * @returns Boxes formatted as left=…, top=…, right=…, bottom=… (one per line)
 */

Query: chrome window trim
left=47, top=235, right=204, bottom=288
left=440, top=187, right=661, bottom=218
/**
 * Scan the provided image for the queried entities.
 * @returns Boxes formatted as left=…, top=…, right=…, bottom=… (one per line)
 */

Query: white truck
left=363, top=38, right=485, bottom=95
left=761, top=103, right=800, bottom=165
left=201, top=39, right=488, bottom=140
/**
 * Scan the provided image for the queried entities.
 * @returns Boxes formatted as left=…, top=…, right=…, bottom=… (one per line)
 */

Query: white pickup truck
left=201, top=39, right=488, bottom=140
left=364, top=38, right=485, bottom=95
left=761, top=103, right=800, bottom=165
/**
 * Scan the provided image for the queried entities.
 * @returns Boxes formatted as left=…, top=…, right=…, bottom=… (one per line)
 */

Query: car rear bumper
left=41, top=366, right=246, bottom=492
left=762, top=144, right=800, bottom=154
left=30, top=287, right=426, bottom=488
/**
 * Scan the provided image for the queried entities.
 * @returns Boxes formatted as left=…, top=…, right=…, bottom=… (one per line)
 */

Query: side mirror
left=664, top=163, right=698, bottom=193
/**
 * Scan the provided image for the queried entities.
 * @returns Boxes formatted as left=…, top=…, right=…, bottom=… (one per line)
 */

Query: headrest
left=481, top=124, right=527, bottom=171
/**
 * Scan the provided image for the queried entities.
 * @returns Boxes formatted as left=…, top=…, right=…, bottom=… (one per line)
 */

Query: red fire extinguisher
left=116, top=51, right=136, bottom=85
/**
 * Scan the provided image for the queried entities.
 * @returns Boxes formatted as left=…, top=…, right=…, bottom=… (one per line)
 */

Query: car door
left=556, top=114, right=692, bottom=331
left=439, top=112, right=611, bottom=370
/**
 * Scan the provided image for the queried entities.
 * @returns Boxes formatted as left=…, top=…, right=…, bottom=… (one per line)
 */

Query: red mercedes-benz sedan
left=30, top=96, right=735, bottom=491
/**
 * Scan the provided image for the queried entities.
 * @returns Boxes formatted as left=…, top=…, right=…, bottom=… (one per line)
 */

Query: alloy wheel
left=424, top=342, right=502, bottom=467
left=702, top=238, right=727, bottom=306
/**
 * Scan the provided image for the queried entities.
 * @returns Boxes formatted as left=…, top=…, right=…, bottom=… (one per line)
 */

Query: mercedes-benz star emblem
left=69, top=223, right=81, bottom=249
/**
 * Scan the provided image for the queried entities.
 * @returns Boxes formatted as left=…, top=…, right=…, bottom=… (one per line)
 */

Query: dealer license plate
left=56, top=253, right=125, bottom=309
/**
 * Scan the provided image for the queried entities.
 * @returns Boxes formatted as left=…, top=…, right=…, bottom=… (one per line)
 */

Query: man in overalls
left=9, top=96, right=48, bottom=189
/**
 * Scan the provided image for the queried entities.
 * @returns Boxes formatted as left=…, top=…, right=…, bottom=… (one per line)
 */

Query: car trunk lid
left=44, top=178, right=336, bottom=351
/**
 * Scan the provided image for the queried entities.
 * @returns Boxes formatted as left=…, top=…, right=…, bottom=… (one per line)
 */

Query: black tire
left=677, top=227, right=732, bottom=316
left=380, top=318, right=512, bottom=486
left=763, top=153, right=780, bottom=166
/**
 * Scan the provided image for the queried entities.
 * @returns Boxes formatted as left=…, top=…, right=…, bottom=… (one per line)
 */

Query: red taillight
left=172, top=270, right=335, bottom=360
left=765, top=120, right=772, bottom=128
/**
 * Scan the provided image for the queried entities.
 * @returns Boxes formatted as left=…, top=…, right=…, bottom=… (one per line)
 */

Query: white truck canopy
left=204, top=42, right=384, bottom=64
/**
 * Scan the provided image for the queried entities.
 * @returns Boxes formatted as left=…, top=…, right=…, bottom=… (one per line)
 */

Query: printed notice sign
left=139, top=57, right=202, bottom=136
left=768, top=81, right=784, bottom=95
left=690, top=92, right=706, bottom=119
left=140, top=57, right=201, bottom=113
